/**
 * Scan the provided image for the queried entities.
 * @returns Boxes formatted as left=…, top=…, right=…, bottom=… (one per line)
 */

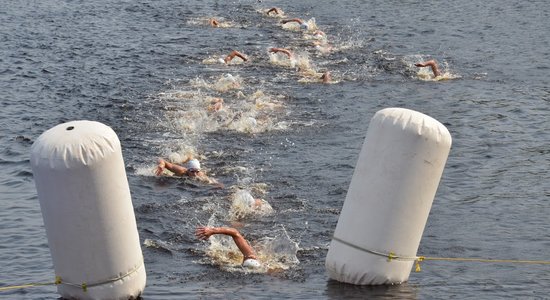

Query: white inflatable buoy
left=325, top=108, right=452, bottom=285
left=31, top=120, right=146, bottom=299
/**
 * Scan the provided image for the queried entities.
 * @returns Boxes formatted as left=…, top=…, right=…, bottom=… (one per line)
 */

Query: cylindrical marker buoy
left=325, top=108, right=452, bottom=285
left=31, top=120, right=146, bottom=299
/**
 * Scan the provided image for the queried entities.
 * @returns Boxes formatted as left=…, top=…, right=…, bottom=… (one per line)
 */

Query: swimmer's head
left=186, top=159, right=201, bottom=171
left=300, top=22, right=309, bottom=31
left=218, top=57, right=226, bottom=64
left=242, top=258, right=261, bottom=269
left=313, top=30, right=325, bottom=38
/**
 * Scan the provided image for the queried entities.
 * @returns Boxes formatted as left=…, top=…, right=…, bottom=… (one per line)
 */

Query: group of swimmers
left=208, top=7, right=333, bottom=83
left=183, top=6, right=348, bottom=270
left=155, top=7, right=329, bottom=270
left=153, top=6, right=446, bottom=272
left=155, top=155, right=266, bottom=268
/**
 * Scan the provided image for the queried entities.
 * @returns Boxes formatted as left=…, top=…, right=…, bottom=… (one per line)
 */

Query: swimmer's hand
left=196, top=226, right=214, bottom=240
left=155, top=159, right=166, bottom=176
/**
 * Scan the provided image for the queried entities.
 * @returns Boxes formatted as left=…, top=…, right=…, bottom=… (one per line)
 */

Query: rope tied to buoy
left=332, top=236, right=419, bottom=262
left=415, top=256, right=550, bottom=272
left=0, top=280, right=59, bottom=292
left=0, top=259, right=144, bottom=293
left=332, top=235, right=550, bottom=272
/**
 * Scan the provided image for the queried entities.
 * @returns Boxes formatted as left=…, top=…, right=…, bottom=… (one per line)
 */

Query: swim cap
left=218, top=57, right=226, bottom=64
left=300, top=22, right=309, bottom=30
left=186, top=159, right=201, bottom=171
left=236, top=190, right=256, bottom=207
left=242, top=258, right=261, bottom=268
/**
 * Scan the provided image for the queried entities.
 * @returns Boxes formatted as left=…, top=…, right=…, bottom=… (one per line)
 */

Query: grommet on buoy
left=325, top=108, right=452, bottom=285
left=31, top=120, right=146, bottom=299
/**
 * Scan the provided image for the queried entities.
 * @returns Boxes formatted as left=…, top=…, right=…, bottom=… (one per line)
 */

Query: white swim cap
left=242, top=258, right=261, bottom=268
left=186, top=159, right=201, bottom=171
left=218, top=57, right=226, bottom=64
left=246, top=117, right=257, bottom=127
left=237, top=190, right=256, bottom=207
left=300, top=22, right=309, bottom=30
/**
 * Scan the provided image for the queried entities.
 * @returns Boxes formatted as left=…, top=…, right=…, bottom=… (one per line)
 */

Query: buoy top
left=373, top=108, right=452, bottom=146
left=31, top=120, right=120, bottom=170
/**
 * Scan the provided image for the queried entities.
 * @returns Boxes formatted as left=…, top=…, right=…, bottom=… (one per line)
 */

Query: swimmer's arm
left=266, top=7, right=281, bottom=15
left=196, top=227, right=256, bottom=259
left=269, top=47, right=292, bottom=58
left=281, top=18, right=304, bottom=25
left=233, top=51, right=248, bottom=61
left=157, top=159, right=187, bottom=176
left=414, top=60, right=441, bottom=77
left=194, top=171, right=224, bottom=188
left=225, top=50, right=248, bottom=63
left=196, top=226, right=233, bottom=239
left=203, top=176, right=224, bottom=188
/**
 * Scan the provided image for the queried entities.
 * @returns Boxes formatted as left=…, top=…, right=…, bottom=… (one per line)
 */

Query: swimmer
left=208, top=98, right=224, bottom=112
left=266, top=7, right=282, bottom=16
left=196, top=226, right=262, bottom=269
left=209, top=18, right=220, bottom=27
left=235, top=190, right=264, bottom=209
left=312, top=30, right=326, bottom=38
left=268, top=47, right=293, bottom=59
left=222, top=50, right=249, bottom=64
left=320, top=71, right=331, bottom=84
left=281, top=18, right=309, bottom=30
left=415, top=59, right=441, bottom=77
left=155, top=158, right=223, bottom=187
left=312, top=40, right=332, bottom=54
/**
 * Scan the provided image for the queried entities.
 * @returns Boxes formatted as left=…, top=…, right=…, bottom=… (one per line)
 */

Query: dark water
left=1, top=0, right=550, bottom=299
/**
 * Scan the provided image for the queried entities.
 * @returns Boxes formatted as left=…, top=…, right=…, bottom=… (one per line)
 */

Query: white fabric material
left=31, top=120, right=146, bottom=300
left=325, top=108, right=452, bottom=285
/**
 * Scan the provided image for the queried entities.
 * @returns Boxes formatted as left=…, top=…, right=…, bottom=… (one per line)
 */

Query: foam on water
left=190, top=74, right=243, bottom=92
left=269, top=52, right=297, bottom=68
left=154, top=73, right=290, bottom=135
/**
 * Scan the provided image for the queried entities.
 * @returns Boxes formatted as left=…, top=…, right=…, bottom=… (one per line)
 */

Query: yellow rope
left=414, top=255, right=550, bottom=272
left=420, top=256, right=550, bottom=264
left=332, top=235, right=550, bottom=273
left=0, top=259, right=143, bottom=293
left=0, top=281, right=58, bottom=292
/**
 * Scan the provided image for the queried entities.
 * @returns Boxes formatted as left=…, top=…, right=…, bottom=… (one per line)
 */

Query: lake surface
left=1, top=0, right=549, bottom=298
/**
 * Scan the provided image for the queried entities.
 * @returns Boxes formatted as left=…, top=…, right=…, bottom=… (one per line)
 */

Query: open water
left=1, top=0, right=549, bottom=299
